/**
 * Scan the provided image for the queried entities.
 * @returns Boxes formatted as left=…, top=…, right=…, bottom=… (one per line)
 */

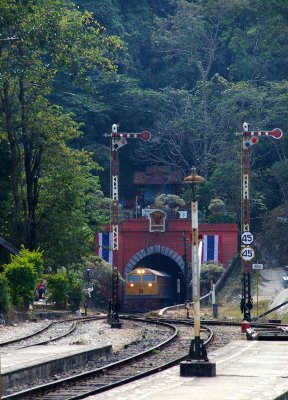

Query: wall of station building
left=104, top=220, right=238, bottom=277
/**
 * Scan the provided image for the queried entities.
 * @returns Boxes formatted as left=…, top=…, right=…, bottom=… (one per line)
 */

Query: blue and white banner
left=203, top=235, right=219, bottom=263
left=96, top=232, right=113, bottom=264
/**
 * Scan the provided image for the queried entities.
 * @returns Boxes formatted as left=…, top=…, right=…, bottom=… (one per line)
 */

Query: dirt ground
left=257, top=267, right=286, bottom=301
left=255, top=267, right=288, bottom=314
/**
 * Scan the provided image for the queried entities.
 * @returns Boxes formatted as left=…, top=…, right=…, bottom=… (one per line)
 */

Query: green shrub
left=4, top=259, right=38, bottom=310
left=200, top=263, right=225, bottom=294
left=0, top=274, right=11, bottom=315
left=44, top=272, right=69, bottom=309
left=44, top=270, right=84, bottom=312
left=17, top=247, right=44, bottom=279
left=67, top=272, right=84, bottom=312
left=80, top=256, right=123, bottom=309
left=207, top=213, right=236, bottom=223
left=207, top=198, right=237, bottom=223
left=3, top=247, right=44, bottom=310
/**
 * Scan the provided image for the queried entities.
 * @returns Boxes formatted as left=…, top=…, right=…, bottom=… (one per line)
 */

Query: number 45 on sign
left=241, top=231, right=254, bottom=245
left=240, top=246, right=255, bottom=261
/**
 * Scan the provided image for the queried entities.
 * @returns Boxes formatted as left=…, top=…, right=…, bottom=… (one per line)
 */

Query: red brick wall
left=102, top=220, right=238, bottom=275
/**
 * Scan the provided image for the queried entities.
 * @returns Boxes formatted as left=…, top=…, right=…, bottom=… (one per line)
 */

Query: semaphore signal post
left=239, top=122, right=283, bottom=321
left=105, top=124, right=151, bottom=328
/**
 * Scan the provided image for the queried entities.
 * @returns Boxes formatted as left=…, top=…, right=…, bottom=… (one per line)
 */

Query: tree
left=131, top=87, right=224, bottom=177
left=258, top=204, right=288, bottom=267
left=0, top=0, right=122, bottom=250
left=36, top=135, right=106, bottom=270
left=152, top=0, right=226, bottom=87
left=226, top=0, right=288, bottom=82
left=0, top=140, right=13, bottom=243
left=270, top=161, right=288, bottom=204
left=209, top=161, right=241, bottom=220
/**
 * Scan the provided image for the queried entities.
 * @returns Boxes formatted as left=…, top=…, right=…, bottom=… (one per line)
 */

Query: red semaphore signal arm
left=111, top=131, right=151, bottom=141
left=243, top=128, right=283, bottom=140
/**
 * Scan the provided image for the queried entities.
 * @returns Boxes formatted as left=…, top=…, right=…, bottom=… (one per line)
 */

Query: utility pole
left=239, top=123, right=283, bottom=321
left=105, top=124, right=151, bottom=328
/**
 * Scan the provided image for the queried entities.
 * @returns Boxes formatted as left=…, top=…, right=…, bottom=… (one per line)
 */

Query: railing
left=121, top=208, right=190, bottom=221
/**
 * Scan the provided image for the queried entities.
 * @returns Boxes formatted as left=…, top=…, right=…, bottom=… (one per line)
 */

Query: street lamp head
left=183, top=167, right=205, bottom=184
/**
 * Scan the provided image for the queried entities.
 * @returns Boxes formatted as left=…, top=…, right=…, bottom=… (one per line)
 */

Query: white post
left=191, top=199, right=200, bottom=339
left=212, top=283, right=216, bottom=305
left=211, top=282, right=218, bottom=318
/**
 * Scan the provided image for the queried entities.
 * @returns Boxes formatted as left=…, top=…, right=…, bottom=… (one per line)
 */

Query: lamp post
left=180, top=167, right=216, bottom=377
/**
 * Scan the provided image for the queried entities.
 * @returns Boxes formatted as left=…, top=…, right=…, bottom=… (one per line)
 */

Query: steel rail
left=0, top=316, right=105, bottom=348
left=2, top=319, right=205, bottom=400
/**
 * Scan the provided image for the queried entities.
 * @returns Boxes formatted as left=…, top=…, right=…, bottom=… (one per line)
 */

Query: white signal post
left=106, top=124, right=151, bottom=328
left=240, top=122, right=283, bottom=321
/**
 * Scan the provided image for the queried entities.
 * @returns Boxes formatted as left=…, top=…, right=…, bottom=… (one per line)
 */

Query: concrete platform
left=1, top=343, right=112, bottom=394
left=31, top=301, right=74, bottom=319
left=85, top=340, right=288, bottom=400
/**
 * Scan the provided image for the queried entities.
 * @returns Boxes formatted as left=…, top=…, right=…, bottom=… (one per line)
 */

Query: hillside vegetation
left=0, top=0, right=287, bottom=271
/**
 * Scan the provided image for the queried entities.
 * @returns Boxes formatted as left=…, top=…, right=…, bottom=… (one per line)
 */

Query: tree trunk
left=19, top=72, right=40, bottom=250
left=2, top=81, right=25, bottom=244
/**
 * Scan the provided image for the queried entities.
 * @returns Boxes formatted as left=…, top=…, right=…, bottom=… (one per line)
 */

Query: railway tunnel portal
left=124, top=245, right=186, bottom=307
left=97, top=216, right=238, bottom=311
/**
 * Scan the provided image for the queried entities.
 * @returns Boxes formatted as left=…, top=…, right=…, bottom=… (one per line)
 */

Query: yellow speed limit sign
left=240, top=246, right=255, bottom=262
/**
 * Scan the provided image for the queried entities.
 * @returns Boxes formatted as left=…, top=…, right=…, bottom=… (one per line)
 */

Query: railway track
left=2, top=317, right=213, bottom=400
left=0, top=316, right=105, bottom=350
left=3, top=311, right=285, bottom=400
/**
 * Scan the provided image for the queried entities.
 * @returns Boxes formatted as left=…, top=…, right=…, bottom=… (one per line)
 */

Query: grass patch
left=199, top=298, right=288, bottom=323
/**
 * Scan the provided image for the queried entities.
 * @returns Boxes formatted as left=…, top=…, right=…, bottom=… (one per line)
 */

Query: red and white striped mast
left=240, top=122, right=283, bottom=321
left=105, top=124, right=151, bottom=328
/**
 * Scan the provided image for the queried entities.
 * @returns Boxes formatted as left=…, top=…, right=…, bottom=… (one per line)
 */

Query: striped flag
left=203, top=235, right=220, bottom=263
left=96, top=232, right=113, bottom=264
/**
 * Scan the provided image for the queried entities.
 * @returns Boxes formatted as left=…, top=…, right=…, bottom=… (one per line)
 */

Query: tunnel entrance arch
left=124, top=245, right=185, bottom=275
left=123, top=246, right=186, bottom=309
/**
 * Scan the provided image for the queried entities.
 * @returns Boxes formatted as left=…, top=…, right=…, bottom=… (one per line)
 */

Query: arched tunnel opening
left=134, top=253, right=186, bottom=305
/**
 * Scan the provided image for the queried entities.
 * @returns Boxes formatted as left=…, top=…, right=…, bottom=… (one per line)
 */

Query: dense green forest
left=1, top=0, right=287, bottom=271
